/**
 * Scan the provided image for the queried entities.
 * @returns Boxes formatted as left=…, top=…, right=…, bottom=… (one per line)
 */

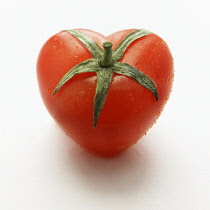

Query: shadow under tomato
left=52, top=123, right=155, bottom=195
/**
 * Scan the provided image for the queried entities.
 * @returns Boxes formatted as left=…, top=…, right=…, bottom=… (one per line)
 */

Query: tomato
left=37, top=29, right=173, bottom=157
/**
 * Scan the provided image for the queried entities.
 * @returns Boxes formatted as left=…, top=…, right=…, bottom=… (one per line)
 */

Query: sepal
left=53, top=59, right=98, bottom=95
left=113, top=62, right=158, bottom=101
left=64, top=30, right=103, bottom=59
left=112, top=29, right=151, bottom=62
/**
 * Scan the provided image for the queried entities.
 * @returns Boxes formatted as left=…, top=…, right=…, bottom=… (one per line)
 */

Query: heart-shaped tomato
left=37, top=29, right=173, bottom=157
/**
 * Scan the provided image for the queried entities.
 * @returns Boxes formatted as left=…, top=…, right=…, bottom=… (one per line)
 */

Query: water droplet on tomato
left=80, top=91, right=85, bottom=94
left=48, top=88, right=51, bottom=94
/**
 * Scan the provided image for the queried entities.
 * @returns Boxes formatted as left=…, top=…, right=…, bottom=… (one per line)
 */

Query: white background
left=1, top=0, right=210, bottom=209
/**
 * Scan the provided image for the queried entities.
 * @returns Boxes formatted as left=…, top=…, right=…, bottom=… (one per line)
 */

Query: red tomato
left=37, top=29, right=173, bottom=157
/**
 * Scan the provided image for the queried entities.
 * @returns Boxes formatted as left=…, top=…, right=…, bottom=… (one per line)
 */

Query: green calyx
left=53, top=29, right=158, bottom=127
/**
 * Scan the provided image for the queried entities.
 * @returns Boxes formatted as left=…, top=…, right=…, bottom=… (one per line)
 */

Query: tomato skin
left=37, top=29, right=173, bottom=157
